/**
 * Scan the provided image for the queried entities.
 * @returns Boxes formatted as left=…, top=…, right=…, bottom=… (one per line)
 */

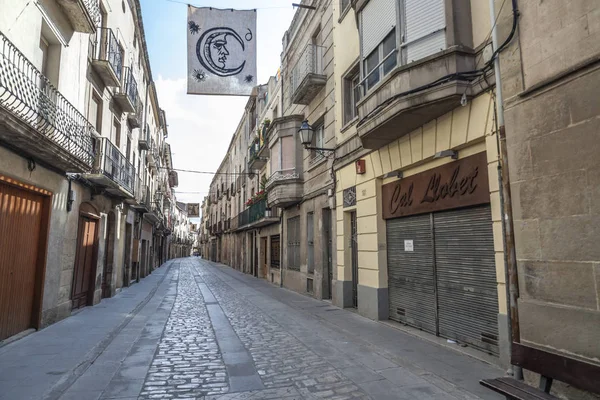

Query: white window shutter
left=360, top=0, right=396, bottom=57
left=404, top=0, right=446, bottom=63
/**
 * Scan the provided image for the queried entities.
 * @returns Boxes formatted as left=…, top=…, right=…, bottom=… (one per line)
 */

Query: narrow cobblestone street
left=0, top=259, right=504, bottom=400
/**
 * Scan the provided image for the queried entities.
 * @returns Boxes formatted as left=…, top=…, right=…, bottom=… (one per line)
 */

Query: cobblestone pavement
left=139, top=264, right=228, bottom=399
left=132, top=258, right=502, bottom=400
left=195, top=265, right=369, bottom=400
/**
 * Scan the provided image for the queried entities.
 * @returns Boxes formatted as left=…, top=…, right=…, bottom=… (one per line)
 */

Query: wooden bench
left=480, top=343, right=600, bottom=400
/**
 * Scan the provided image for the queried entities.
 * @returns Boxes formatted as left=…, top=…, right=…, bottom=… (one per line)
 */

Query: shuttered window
left=360, top=0, right=396, bottom=57
left=405, top=0, right=446, bottom=63
left=359, top=0, right=446, bottom=93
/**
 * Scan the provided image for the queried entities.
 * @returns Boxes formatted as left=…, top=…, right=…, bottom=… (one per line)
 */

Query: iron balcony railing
left=238, top=198, right=268, bottom=227
left=97, top=137, right=135, bottom=193
left=291, top=43, right=325, bottom=95
left=122, top=66, right=138, bottom=108
left=0, top=32, right=96, bottom=168
left=82, top=0, right=102, bottom=26
left=90, top=27, right=123, bottom=82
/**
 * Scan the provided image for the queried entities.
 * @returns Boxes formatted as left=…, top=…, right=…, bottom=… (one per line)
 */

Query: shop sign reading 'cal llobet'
left=381, top=152, right=490, bottom=219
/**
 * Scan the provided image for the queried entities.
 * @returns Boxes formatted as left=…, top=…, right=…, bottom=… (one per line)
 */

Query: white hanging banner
left=187, top=6, right=257, bottom=96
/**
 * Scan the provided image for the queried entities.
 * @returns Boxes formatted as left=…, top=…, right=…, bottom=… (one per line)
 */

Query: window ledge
left=307, top=155, right=328, bottom=172
left=357, top=45, right=475, bottom=108
left=341, top=117, right=359, bottom=133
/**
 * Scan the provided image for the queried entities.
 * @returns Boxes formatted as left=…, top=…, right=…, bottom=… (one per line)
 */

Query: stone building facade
left=498, top=0, right=600, bottom=398
left=0, top=0, right=175, bottom=341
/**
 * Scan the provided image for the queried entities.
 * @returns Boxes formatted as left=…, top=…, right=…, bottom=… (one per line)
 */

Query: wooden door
left=72, top=217, right=98, bottom=309
left=260, top=237, right=267, bottom=278
left=0, top=181, right=47, bottom=340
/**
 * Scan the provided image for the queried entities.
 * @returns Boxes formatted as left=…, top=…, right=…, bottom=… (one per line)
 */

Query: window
left=287, top=216, right=300, bottom=270
left=88, top=91, right=103, bottom=134
left=311, top=123, right=325, bottom=160
left=126, top=136, right=131, bottom=160
left=364, top=29, right=396, bottom=91
left=360, top=0, right=446, bottom=92
left=340, top=0, right=351, bottom=14
left=39, top=23, right=61, bottom=87
left=343, top=66, right=360, bottom=125
left=112, top=117, right=121, bottom=148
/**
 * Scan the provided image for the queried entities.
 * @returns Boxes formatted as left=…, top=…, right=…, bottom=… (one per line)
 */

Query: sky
left=140, top=0, right=296, bottom=220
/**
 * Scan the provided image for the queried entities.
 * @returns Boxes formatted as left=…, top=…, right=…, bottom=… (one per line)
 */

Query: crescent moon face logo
left=196, top=27, right=246, bottom=77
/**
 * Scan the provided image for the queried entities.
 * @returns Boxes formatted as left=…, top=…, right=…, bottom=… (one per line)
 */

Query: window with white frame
left=311, top=123, right=325, bottom=161
left=360, top=0, right=446, bottom=93
left=343, top=65, right=361, bottom=125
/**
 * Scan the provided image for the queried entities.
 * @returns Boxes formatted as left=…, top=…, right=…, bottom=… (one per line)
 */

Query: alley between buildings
left=0, top=258, right=503, bottom=400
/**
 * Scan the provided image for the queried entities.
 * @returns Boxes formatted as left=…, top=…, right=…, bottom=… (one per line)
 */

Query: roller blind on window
left=404, top=0, right=446, bottom=63
left=360, top=0, right=396, bottom=57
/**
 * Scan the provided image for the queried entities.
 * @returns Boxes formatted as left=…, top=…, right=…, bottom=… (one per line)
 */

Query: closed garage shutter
left=0, top=181, right=45, bottom=340
left=386, top=214, right=436, bottom=334
left=434, top=205, right=499, bottom=355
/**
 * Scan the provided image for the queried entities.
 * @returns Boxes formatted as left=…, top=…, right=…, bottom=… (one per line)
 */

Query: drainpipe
left=489, top=0, right=522, bottom=380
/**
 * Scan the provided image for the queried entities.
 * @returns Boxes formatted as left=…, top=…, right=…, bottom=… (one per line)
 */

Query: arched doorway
left=102, top=211, right=116, bottom=298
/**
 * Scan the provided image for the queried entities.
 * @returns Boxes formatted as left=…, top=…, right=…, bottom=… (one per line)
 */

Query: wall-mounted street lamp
left=298, top=120, right=335, bottom=154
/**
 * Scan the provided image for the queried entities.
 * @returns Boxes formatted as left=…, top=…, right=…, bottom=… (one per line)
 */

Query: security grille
left=287, top=216, right=300, bottom=270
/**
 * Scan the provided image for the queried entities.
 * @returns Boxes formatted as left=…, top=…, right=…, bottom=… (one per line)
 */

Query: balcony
left=248, top=139, right=267, bottom=170
left=266, top=168, right=303, bottom=208
left=90, top=28, right=122, bottom=88
left=114, top=67, right=138, bottom=113
left=291, top=43, right=326, bottom=105
left=236, top=199, right=279, bottom=231
left=0, top=32, right=95, bottom=173
left=57, top=0, right=100, bottom=33
left=139, top=124, right=150, bottom=150
left=125, top=174, right=143, bottom=206
left=146, top=138, right=160, bottom=170
left=132, top=183, right=150, bottom=211
left=82, top=137, right=135, bottom=198
left=356, top=47, right=476, bottom=149
left=127, top=97, right=142, bottom=128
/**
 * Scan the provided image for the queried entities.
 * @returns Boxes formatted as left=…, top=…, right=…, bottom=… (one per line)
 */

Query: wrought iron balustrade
left=89, top=28, right=122, bottom=83
left=291, top=43, right=325, bottom=97
left=0, top=32, right=96, bottom=168
left=122, top=67, right=138, bottom=107
left=97, top=137, right=135, bottom=193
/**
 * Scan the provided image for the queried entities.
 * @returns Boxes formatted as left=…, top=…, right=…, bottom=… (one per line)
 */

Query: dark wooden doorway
left=72, top=216, right=99, bottom=310
left=260, top=237, right=268, bottom=278
left=101, top=212, right=115, bottom=298
left=350, top=211, right=358, bottom=308
left=322, top=208, right=332, bottom=299
left=0, top=178, right=50, bottom=340
left=123, top=223, right=132, bottom=285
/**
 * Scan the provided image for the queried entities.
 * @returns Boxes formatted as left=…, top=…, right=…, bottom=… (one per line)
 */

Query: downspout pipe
left=489, top=0, right=522, bottom=380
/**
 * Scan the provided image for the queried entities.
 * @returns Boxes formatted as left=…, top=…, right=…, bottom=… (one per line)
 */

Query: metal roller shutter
left=404, top=0, right=446, bottom=63
left=433, top=205, right=499, bottom=355
left=386, top=214, right=436, bottom=334
left=360, top=0, right=397, bottom=57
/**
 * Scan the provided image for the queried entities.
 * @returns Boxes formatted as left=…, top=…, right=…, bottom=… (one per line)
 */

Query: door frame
left=73, top=203, right=100, bottom=308
left=0, top=175, right=52, bottom=331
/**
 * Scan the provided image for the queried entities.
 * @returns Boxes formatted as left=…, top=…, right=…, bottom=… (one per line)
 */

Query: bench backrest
left=512, top=343, right=600, bottom=395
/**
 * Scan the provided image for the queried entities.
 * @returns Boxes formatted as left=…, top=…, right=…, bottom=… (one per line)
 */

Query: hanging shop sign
left=381, top=152, right=489, bottom=219
left=187, top=203, right=200, bottom=217
left=187, top=6, right=257, bottom=96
